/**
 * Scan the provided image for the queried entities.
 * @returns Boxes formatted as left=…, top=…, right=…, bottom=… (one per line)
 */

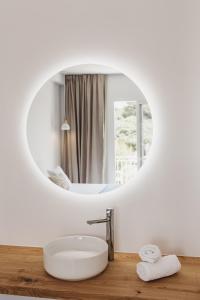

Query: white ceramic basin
left=43, top=235, right=108, bottom=281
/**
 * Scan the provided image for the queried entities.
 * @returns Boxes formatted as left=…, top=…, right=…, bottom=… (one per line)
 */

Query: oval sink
left=43, top=235, right=108, bottom=281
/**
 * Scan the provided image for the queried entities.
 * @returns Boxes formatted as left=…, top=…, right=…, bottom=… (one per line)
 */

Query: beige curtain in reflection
left=61, top=74, right=105, bottom=183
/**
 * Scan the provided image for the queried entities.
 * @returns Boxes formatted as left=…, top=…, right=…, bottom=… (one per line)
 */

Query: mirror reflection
left=27, top=64, right=153, bottom=194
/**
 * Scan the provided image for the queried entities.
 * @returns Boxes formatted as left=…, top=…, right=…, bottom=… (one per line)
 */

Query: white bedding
left=47, top=166, right=119, bottom=194
left=69, top=184, right=119, bottom=194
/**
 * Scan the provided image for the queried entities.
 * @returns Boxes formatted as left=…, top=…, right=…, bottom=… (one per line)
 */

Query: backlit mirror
left=27, top=64, right=153, bottom=194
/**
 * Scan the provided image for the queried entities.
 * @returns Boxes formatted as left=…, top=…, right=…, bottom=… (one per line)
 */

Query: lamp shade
left=61, top=119, right=70, bottom=131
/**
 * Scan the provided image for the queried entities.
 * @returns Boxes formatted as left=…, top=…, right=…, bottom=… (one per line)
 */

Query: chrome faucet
left=87, top=208, right=114, bottom=261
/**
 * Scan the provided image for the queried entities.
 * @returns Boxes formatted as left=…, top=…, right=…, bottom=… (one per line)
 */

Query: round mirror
left=27, top=64, right=153, bottom=194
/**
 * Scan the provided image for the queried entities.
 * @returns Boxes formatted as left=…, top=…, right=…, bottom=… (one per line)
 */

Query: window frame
left=113, top=101, right=146, bottom=184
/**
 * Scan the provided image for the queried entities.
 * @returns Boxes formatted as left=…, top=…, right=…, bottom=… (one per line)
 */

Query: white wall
left=105, top=74, right=146, bottom=182
left=106, top=74, right=146, bottom=104
left=1, top=0, right=200, bottom=260
left=27, top=79, right=62, bottom=176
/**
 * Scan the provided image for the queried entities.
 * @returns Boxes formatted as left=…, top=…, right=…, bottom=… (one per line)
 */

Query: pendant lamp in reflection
left=61, top=81, right=70, bottom=131
left=61, top=119, right=70, bottom=131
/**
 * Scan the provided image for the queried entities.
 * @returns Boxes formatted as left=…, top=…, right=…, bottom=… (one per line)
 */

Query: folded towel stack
left=136, top=244, right=181, bottom=282
left=139, top=244, right=161, bottom=263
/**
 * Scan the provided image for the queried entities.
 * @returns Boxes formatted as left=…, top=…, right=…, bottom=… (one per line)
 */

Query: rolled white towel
left=136, top=255, right=181, bottom=282
left=139, top=244, right=161, bottom=263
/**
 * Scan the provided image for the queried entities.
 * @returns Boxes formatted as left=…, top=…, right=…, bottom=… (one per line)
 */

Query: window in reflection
left=114, top=101, right=152, bottom=184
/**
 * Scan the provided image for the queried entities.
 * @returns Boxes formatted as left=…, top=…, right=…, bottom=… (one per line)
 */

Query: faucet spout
left=86, top=208, right=114, bottom=261
left=87, top=218, right=107, bottom=225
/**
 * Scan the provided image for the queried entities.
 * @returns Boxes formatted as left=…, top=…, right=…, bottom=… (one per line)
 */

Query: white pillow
left=47, top=166, right=72, bottom=190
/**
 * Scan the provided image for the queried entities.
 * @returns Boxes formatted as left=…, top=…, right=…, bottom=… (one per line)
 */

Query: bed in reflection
left=69, top=183, right=119, bottom=194
left=48, top=166, right=119, bottom=194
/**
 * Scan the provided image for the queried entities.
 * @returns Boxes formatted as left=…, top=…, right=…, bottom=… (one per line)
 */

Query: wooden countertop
left=0, top=245, right=200, bottom=300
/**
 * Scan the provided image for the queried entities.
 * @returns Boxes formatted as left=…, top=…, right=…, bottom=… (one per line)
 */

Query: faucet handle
left=106, top=208, right=114, bottom=220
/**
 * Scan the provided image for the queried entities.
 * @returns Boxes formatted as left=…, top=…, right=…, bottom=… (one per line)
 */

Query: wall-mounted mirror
left=27, top=64, right=153, bottom=194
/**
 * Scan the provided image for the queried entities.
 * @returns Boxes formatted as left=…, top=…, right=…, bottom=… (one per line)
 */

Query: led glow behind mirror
left=27, top=64, right=153, bottom=194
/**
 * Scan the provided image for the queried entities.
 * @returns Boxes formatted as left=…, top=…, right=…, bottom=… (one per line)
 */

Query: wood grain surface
left=0, top=245, right=200, bottom=299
